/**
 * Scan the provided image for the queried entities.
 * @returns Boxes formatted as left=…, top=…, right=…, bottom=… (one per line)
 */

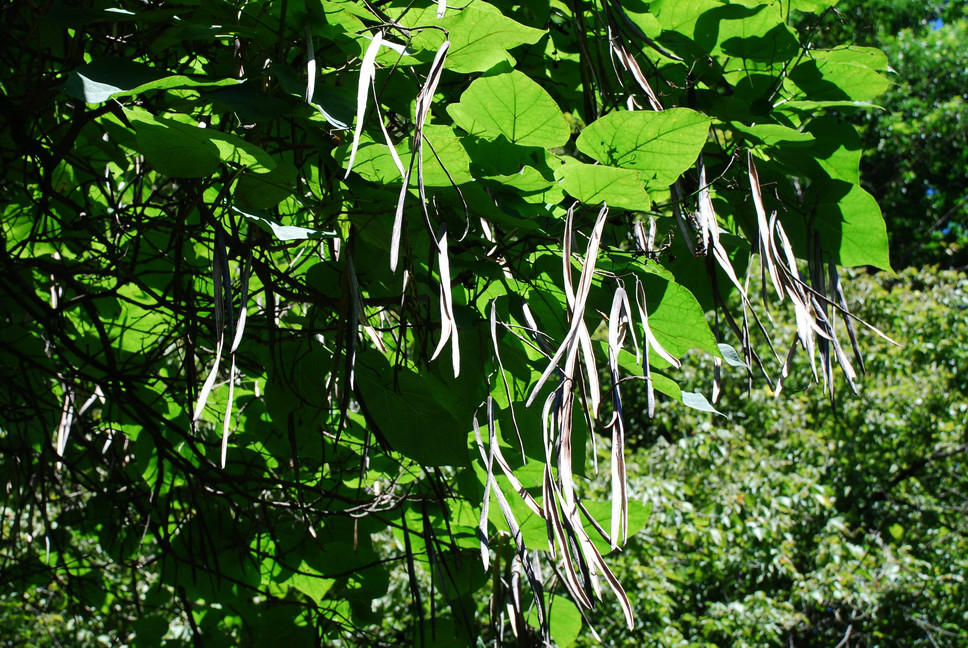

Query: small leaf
left=233, top=206, right=337, bottom=241
left=681, top=390, right=723, bottom=415
left=718, top=343, right=749, bottom=369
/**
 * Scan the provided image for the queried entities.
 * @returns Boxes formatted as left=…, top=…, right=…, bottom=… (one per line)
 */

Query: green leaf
left=730, top=122, right=815, bottom=148
left=447, top=71, right=571, bottom=148
left=622, top=8, right=663, bottom=39
left=486, top=487, right=549, bottom=548
left=284, top=563, right=336, bottom=606
left=772, top=116, right=863, bottom=184
left=581, top=499, right=653, bottom=555
left=125, top=109, right=276, bottom=178
left=337, top=125, right=473, bottom=186
left=443, top=2, right=546, bottom=73
left=712, top=3, right=799, bottom=62
left=790, top=0, right=841, bottom=12
left=62, top=59, right=239, bottom=103
left=816, top=46, right=890, bottom=72
left=811, top=181, right=890, bottom=270
left=790, top=54, right=891, bottom=103
left=485, top=166, right=564, bottom=205
left=127, top=113, right=221, bottom=178
left=548, top=595, right=583, bottom=647
left=889, top=523, right=904, bottom=540
left=204, top=83, right=291, bottom=123
left=576, top=108, right=710, bottom=187
left=556, top=162, right=651, bottom=210
left=613, top=347, right=684, bottom=399
left=397, top=2, right=545, bottom=73
left=235, top=159, right=298, bottom=209
left=681, top=390, right=722, bottom=415
left=641, top=272, right=720, bottom=358
left=718, top=343, right=749, bottom=369
left=650, top=0, right=722, bottom=37
left=356, top=364, right=470, bottom=467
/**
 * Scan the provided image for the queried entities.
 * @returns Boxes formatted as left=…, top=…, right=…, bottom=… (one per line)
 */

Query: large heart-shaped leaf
left=576, top=108, right=710, bottom=186
left=447, top=71, right=571, bottom=148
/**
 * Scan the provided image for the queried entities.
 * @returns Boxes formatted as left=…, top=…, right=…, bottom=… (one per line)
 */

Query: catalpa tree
left=0, top=0, right=891, bottom=645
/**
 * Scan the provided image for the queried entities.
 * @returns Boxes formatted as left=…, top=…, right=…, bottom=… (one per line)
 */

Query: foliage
left=0, top=0, right=891, bottom=645
left=801, top=1, right=968, bottom=267
left=584, top=266, right=968, bottom=648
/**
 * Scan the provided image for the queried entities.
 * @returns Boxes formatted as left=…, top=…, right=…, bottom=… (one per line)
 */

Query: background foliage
left=586, top=266, right=968, bottom=648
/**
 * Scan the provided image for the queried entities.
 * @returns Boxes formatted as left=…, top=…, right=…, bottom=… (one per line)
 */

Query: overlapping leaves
left=0, top=0, right=894, bottom=646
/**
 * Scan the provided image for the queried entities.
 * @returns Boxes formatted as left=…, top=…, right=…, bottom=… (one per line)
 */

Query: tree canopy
left=0, top=0, right=894, bottom=645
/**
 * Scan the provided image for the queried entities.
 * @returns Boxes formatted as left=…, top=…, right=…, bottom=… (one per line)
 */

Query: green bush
left=588, top=267, right=968, bottom=647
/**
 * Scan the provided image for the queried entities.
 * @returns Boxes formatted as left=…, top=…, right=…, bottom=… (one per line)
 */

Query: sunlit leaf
left=556, top=162, right=651, bottom=210
left=576, top=108, right=710, bottom=187
left=447, top=70, right=571, bottom=148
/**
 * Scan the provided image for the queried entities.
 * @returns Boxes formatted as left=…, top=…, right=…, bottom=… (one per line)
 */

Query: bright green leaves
left=400, top=1, right=545, bottom=73
left=640, top=271, right=720, bottom=360
left=447, top=71, right=570, bottom=148
left=62, top=59, right=239, bottom=103
left=709, top=2, right=799, bottom=63
left=337, top=125, right=473, bottom=186
left=790, top=49, right=892, bottom=102
left=16, top=1, right=902, bottom=645
left=440, top=1, right=545, bottom=73
left=576, top=108, right=710, bottom=187
left=556, top=162, right=650, bottom=210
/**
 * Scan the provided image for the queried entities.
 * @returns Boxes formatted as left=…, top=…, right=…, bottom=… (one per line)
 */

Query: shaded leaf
left=811, top=181, right=891, bottom=270
left=62, top=58, right=239, bottom=103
